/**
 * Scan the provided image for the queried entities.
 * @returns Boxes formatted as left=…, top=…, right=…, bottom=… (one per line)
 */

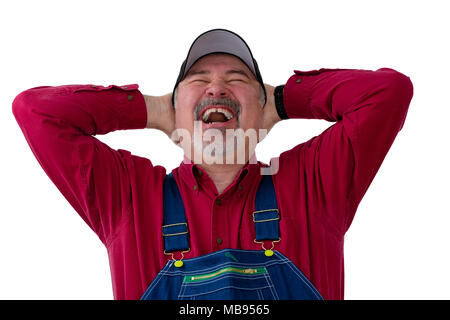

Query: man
left=12, top=29, right=413, bottom=300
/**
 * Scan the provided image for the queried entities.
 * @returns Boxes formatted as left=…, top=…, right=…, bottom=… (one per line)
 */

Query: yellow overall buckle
left=254, top=238, right=281, bottom=257
left=164, top=249, right=190, bottom=268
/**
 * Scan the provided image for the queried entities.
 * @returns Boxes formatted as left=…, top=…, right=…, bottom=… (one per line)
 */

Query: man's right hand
left=143, top=93, right=177, bottom=141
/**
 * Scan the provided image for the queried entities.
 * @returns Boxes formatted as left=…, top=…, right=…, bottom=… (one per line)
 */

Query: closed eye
left=191, top=79, right=209, bottom=83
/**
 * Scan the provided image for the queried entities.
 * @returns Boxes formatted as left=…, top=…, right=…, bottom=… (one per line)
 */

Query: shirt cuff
left=123, top=87, right=148, bottom=130
left=282, top=71, right=314, bottom=119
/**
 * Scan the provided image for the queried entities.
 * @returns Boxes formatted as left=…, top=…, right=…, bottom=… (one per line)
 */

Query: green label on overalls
left=184, top=267, right=268, bottom=283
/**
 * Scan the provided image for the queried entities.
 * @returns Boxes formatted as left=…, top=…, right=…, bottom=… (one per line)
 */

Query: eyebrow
left=185, top=70, right=209, bottom=78
left=185, top=69, right=251, bottom=79
left=226, top=69, right=251, bottom=79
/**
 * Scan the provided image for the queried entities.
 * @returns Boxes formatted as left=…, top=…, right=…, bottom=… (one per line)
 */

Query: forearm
left=277, top=68, right=413, bottom=123
left=13, top=84, right=147, bottom=136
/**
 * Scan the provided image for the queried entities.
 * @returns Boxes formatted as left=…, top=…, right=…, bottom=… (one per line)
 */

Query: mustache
left=193, top=97, right=241, bottom=120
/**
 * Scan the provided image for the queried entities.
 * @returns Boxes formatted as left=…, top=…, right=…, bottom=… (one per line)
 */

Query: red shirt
left=12, top=68, right=413, bottom=300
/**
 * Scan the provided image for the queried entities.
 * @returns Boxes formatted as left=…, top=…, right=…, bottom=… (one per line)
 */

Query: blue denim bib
left=141, top=173, right=323, bottom=300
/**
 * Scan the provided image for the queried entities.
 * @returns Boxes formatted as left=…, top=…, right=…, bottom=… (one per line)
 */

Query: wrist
left=143, top=93, right=174, bottom=134
left=262, top=84, right=281, bottom=134
left=274, top=85, right=288, bottom=120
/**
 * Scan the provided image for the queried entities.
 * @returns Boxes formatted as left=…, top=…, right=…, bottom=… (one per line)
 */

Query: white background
left=1, top=0, right=449, bottom=299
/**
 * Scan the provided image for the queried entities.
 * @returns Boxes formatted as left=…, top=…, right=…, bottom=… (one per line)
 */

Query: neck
left=199, top=162, right=244, bottom=194
left=183, top=153, right=257, bottom=194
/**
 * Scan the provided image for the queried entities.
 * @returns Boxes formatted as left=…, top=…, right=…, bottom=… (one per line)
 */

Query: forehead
left=186, top=53, right=255, bottom=78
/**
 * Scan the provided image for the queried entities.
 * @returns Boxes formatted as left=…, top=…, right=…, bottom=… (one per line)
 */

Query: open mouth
left=199, top=106, right=236, bottom=124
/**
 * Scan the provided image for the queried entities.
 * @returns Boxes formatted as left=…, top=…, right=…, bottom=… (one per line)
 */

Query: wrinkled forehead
left=184, top=53, right=256, bottom=80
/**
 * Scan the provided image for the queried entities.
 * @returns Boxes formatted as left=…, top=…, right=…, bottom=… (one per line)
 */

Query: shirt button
left=215, top=198, right=222, bottom=205
left=127, top=94, right=133, bottom=101
left=193, top=185, right=198, bottom=191
left=238, top=185, right=243, bottom=191
left=216, top=237, right=223, bottom=245
left=296, top=78, right=302, bottom=83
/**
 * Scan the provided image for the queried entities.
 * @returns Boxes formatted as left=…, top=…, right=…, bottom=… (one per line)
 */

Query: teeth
left=202, top=107, right=234, bottom=122
left=222, top=108, right=233, bottom=120
left=202, top=107, right=216, bottom=121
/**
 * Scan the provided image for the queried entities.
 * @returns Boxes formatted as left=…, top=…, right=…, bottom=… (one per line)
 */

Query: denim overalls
left=140, top=173, right=323, bottom=300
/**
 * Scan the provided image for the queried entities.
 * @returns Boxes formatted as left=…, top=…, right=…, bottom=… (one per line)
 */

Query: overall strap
left=253, top=175, right=280, bottom=241
left=162, top=173, right=189, bottom=253
left=162, top=172, right=279, bottom=253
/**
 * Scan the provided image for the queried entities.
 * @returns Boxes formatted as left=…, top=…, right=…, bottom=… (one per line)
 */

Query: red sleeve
left=276, top=68, right=414, bottom=235
left=12, top=84, right=148, bottom=244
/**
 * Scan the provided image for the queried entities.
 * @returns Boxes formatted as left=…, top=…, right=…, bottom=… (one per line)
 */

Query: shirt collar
left=177, top=154, right=261, bottom=198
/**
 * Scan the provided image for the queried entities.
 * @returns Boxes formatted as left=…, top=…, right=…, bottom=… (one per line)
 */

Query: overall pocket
left=177, top=266, right=278, bottom=300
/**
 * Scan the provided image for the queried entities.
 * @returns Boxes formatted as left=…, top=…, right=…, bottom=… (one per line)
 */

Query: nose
left=205, top=81, right=230, bottom=99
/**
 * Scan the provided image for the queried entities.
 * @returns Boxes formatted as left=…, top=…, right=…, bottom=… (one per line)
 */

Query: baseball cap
left=172, top=28, right=266, bottom=107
